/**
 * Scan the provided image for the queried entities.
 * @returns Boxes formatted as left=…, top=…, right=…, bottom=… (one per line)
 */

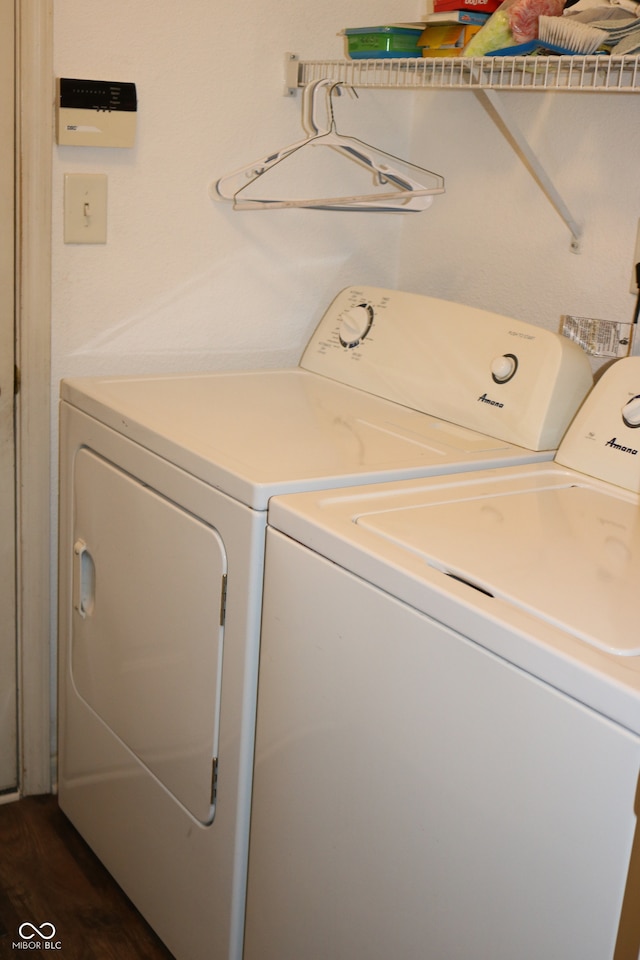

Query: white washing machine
left=57, top=286, right=592, bottom=960
left=245, top=356, right=640, bottom=960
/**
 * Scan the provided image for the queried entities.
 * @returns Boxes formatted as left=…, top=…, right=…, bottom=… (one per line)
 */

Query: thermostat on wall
left=56, top=78, right=137, bottom=148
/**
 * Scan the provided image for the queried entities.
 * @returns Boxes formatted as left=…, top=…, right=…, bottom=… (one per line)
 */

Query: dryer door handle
left=73, top=539, right=95, bottom=618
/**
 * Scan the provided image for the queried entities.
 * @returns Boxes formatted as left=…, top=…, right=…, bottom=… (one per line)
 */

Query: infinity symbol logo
left=18, top=922, right=56, bottom=940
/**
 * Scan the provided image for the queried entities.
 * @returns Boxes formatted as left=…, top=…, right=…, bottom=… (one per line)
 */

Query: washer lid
left=356, top=481, right=640, bottom=656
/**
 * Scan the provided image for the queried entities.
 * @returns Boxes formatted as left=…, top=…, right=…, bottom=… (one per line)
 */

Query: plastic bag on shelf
left=463, top=0, right=565, bottom=55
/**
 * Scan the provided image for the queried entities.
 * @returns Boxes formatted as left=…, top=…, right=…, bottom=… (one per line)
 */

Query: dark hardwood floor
left=0, top=794, right=175, bottom=959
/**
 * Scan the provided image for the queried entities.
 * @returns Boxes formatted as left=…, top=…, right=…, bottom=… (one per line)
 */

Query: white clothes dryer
left=57, top=286, right=592, bottom=960
left=246, top=356, right=640, bottom=960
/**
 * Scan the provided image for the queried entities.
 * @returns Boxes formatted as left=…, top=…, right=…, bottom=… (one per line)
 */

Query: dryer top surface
left=61, top=368, right=543, bottom=509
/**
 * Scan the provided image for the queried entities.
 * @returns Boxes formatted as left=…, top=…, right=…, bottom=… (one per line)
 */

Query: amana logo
left=478, top=393, right=504, bottom=409
left=605, top=437, right=638, bottom=455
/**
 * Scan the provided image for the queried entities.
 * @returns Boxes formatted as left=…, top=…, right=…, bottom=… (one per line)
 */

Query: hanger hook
left=303, top=79, right=357, bottom=137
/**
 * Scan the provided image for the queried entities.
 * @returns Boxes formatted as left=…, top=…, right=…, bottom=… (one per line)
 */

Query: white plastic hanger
left=213, top=79, right=444, bottom=213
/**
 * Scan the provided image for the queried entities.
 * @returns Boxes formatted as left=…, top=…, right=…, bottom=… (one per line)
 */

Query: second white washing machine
left=57, top=286, right=592, bottom=960
left=245, top=357, right=640, bottom=960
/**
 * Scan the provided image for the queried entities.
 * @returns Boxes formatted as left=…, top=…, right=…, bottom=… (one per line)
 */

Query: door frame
left=14, top=0, right=53, bottom=796
left=0, top=0, right=17, bottom=794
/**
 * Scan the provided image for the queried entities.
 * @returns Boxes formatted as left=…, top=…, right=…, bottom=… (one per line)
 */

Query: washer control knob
left=338, top=304, right=374, bottom=349
left=491, top=353, right=518, bottom=384
left=622, top=394, right=640, bottom=428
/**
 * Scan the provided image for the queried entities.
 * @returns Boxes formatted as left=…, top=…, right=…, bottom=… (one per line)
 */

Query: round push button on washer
left=491, top=353, right=518, bottom=384
left=622, top=394, right=640, bottom=428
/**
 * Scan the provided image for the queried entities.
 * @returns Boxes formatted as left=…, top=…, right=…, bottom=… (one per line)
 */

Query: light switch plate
left=64, top=173, right=107, bottom=244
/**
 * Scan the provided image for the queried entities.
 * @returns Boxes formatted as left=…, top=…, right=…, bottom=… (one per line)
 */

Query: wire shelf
left=297, top=55, right=640, bottom=92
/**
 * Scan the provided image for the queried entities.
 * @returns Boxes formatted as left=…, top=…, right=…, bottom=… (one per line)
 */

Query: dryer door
left=71, top=448, right=226, bottom=825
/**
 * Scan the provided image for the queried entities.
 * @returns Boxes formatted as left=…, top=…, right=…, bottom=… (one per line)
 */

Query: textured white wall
left=52, top=0, right=420, bottom=385
left=55, top=5, right=638, bottom=384
left=396, top=87, right=640, bottom=366
left=52, top=3, right=640, bottom=405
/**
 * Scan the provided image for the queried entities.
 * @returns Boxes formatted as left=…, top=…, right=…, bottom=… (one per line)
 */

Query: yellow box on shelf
left=419, top=23, right=483, bottom=56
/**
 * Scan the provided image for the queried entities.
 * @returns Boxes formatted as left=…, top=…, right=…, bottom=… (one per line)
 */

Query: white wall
left=52, top=0, right=421, bottom=385
left=55, top=4, right=640, bottom=387
left=396, top=87, right=640, bottom=356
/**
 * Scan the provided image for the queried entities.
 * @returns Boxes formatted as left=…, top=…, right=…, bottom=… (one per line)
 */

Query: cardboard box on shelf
left=419, top=22, right=483, bottom=56
left=425, top=10, right=489, bottom=24
left=433, top=0, right=501, bottom=13
left=344, top=25, right=424, bottom=58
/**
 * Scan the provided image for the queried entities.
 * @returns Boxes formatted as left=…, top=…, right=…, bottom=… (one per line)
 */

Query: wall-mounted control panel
left=56, top=78, right=137, bottom=148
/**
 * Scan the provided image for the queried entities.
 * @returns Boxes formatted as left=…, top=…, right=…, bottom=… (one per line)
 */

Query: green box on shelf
left=345, top=26, right=424, bottom=59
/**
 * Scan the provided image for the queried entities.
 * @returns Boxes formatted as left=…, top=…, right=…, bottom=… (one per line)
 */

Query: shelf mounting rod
left=475, top=87, right=582, bottom=252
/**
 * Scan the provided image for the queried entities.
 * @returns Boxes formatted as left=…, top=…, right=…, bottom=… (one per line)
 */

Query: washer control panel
left=300, top=286, right=593, bottom=452
left=556, top=356, right=640, bottom=491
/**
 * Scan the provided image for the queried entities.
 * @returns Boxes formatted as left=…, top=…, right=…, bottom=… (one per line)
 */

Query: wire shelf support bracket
left=475, top=86, right=582, bottom=251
